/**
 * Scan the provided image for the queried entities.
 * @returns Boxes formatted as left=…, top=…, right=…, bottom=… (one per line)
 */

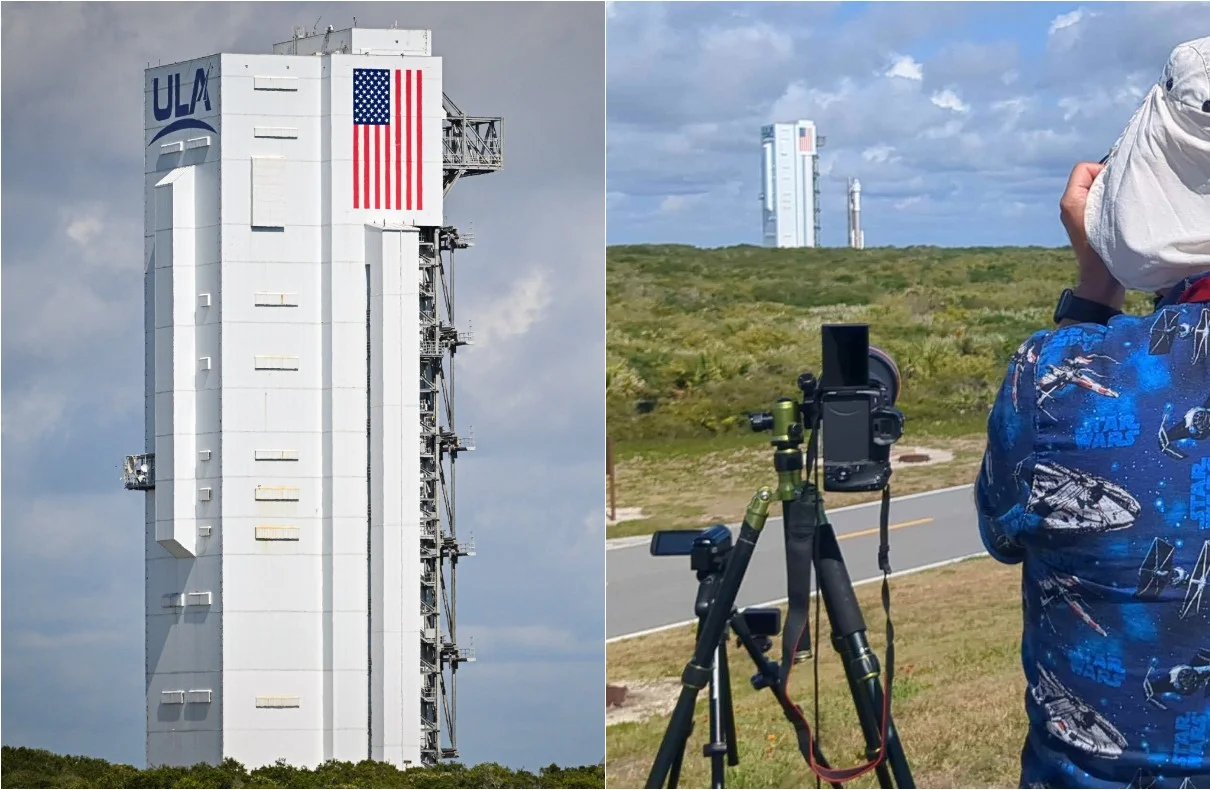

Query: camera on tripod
left=749, top=324, right=904, bottom=492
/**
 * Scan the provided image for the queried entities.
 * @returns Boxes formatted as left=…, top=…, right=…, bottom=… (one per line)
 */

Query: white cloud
left=658, top=194, right=705, bottom=214
left=1049, top=8, right=1087, bottom=36
left=470, top=270, right=553, bottom=349
left=862, top=145, right=897, bottom=164
left=1, top=384, right=71, bottom=446
left=66, top=214, right=103, bottom=245
left=930, top=88, right=970, bottom=114
left=884, top=54, right=923, bottom=81
left=919, top=119, right=965, bottom=139
left=463, top=624, right=591, bottom=657
left=700, top=22, right=792, bottom=61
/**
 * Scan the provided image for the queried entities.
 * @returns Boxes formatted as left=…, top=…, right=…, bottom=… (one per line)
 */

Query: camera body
left=650, top=524, right=733, bottom=574
left=814, top=324, right=904, bottom=491
left=751, top=324, right=904, bottom=492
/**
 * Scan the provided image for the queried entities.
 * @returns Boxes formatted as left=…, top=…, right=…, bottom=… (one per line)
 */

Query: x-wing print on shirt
left=1040, top=572, right=1108, bottom=636
left=1009, top=340, right=1122, bottom=418
left=1149, top=307, right=1210, bottom=364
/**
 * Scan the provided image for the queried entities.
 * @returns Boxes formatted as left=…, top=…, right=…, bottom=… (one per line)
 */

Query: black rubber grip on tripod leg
left=781, top=497, right=815, bottom=676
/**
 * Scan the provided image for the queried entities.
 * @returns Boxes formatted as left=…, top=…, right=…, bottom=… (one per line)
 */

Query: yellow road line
left=837, top=517, right=933, bottom=541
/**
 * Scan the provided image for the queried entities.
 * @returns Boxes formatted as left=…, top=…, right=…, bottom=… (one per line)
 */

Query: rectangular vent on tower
left=255, top=526, right=300, bottom=541
left=186, top=689, right=213, bottom=704
left=254, top=292, right=299, bottom=307
left=254, top=127, right=299, bottom=139
left=186, top=591, right=212, bottom=607
left=198, top=487, right=212, bottom=501
left=255, top=486, right=300, bottom=502
left=255, top=449, right=299, bottom=461
left=256, top=696, right=301, bottom=708
left=199, top=449, right=211, bottom=461
left=198, top=525, right=212, bottom=537
left=253, top=76, right=299, bottom=91
left=161, top=593, right=184, bottom=609
left=161, top=690, right=186, bottom=705
left=254, top=355, right=298, bottom=370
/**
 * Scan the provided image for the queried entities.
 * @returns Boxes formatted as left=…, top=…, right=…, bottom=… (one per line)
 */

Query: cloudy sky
left=1, top=1, right=603, bottom=770
left=607, top=2, right=1210, bottom=248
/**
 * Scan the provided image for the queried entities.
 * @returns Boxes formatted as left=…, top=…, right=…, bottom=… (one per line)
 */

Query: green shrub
left=608, top=244, right=1152, bottom=441
left=0, top=747, right=604, bottom=789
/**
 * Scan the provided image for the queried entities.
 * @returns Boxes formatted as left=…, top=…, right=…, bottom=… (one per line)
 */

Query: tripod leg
left=645, top=492, right=774, bottom=789
left=717, top=641, right=739, bottom=768
left=706, top=645, right=727, bottom=789
left=814, top=520, right=915, bottom=789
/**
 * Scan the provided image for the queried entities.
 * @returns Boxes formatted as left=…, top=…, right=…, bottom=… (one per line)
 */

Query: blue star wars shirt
left=977, top=278, right=1210, bottom=789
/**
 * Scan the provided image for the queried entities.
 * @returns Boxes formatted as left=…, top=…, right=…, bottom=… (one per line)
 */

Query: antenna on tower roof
left=312, top=16, right=321, bottom=34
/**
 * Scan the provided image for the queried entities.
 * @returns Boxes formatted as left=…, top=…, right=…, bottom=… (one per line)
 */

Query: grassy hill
left=607, top=244, right=1150, bottom=442
left=0, top=746, right=605, bottom=789
left=605, top=244, right=1151, bottom=536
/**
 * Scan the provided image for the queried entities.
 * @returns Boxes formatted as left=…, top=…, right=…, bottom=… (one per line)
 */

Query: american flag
left=353, top=67, right=423, bottom=211
left=798, top=126, right=813, bottom=154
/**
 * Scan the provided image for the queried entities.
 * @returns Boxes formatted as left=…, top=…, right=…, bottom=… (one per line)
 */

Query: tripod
left=665, top=571, right=739, bottom=790
left=645, top=483, right=915, bottom=788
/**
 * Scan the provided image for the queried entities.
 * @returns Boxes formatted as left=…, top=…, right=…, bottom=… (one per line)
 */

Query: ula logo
left=149, top=66, right=216, bottom=146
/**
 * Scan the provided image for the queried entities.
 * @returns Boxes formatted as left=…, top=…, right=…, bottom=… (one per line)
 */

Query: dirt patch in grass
left=605, top=680, right=682, bottom=727
left=605, top=556, right=1027, bottom=789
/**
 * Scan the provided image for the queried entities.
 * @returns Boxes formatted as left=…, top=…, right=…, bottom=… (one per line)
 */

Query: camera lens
left=869, top=346, right=901, bottom=405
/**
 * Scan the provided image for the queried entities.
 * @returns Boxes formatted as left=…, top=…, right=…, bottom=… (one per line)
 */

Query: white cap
left=1085, top=37, right=1210, bottom=292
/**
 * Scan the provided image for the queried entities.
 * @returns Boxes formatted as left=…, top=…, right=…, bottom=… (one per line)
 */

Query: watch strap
left=1054, top=289, right=1121, bottom=326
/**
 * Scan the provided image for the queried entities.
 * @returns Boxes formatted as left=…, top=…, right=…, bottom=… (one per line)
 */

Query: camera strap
left=779, top=484, right=897, bottom=786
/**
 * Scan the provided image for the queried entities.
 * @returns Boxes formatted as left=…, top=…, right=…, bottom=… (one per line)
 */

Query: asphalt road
left=606, top=484, right=989, bottom=640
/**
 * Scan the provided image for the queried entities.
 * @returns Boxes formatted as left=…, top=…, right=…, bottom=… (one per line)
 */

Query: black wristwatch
left=1053, top=288, right=1121, bottom=326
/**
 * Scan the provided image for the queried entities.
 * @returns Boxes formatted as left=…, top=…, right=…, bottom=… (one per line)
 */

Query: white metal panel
left=251, top=157, right=286, bottom=228
left=221, top=388, right=322, bottom=435
left=329, top=322, right=368, bottom=393
left=223, top=224, right=322, bottom=268
left=224, top=612, right=322, bottom=671
left=222, top=554, right=322, bottom=616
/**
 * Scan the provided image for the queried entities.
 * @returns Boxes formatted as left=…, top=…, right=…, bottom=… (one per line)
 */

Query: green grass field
left=606, top=245, right=1151, bottom=537
left=605, top=557, right=1026, bottom=789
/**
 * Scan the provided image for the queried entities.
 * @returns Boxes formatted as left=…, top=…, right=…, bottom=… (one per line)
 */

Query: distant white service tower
left=848, top=178, right=864, bottom=249
left=760, top=120, right=821, bottom=248
left=124, top=26, right=502, bottom=770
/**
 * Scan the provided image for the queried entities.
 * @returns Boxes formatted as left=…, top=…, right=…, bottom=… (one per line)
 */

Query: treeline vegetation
left=607, top=244, right=1151, bottom=442
left=0, top=746, right=605, bottom=789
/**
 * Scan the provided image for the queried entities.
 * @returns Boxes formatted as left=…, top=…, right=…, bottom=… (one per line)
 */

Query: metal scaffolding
left=421, top=94, right=502, bottom=765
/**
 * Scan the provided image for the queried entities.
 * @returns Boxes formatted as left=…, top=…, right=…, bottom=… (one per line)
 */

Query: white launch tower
left=124, top=26, right=502, bottom=770
left=760, top=120, right=821, bottom=248
left=848, top=178, right=864, bottom=249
